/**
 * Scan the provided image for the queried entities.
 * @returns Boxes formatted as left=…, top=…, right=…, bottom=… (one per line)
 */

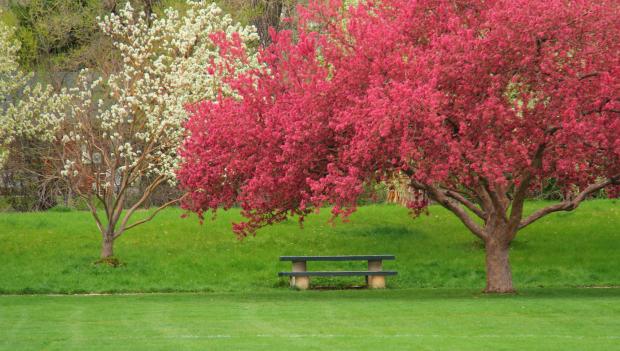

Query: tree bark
left=484, top=237, right=514, bottom=293
left=251, top=0, right=284, bottom=46
left=101, top=235, right=115, bottom=259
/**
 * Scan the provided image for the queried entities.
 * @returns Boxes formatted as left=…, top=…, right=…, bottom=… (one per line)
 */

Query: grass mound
left=0, top=200, right=618, bottom=294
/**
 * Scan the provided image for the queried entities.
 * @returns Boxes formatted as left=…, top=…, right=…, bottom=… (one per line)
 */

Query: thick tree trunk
left=484, top=238, right=514, bottom=293
left=101, top=235, right=115, bottom=259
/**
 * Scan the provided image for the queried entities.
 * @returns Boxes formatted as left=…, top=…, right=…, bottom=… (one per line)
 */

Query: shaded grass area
left=1, top=288, right=619, bottom=350
left=0, top=200, right=618, bottom=294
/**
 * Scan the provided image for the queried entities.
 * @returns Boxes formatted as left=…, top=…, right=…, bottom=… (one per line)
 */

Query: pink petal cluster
left=179, top=0, right=620, bottom=237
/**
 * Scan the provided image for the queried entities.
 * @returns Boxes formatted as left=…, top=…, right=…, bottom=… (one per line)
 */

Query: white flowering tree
left=55, top=1, right=259, bottom=262
left=0, top=16, right=25, bottom=166
left=0, top=15, right=25, bottom=115
left=0, top=15, right=64, bottom=168
left=1, top=14, right=67, bottom=212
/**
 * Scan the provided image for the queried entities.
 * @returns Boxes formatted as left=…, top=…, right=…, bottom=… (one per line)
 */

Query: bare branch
left=578, top=72, right=600, bottom=80
left=519, top=176, right=619, bottom=229
left=443, top=188, right=487, bottom=219
left=581, top=97, right=611, bottom=116
left=473, top=183, right=493, bottom=217
left=115, top=195, right=184, bottom=236
left=114, top=175, right=167, bottom=236
left=84, top=194, right=105, bottom=235
left=509, top=143, right=546, bottom=226
left=480, top=178, right=508, bottom=223
left=422, top=184, right=487, bottom=240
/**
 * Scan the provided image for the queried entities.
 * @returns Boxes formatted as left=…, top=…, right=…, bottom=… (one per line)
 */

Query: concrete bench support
left=291, top=261, right=309, bottom=289
left=367, top=260, right=385, bottom=289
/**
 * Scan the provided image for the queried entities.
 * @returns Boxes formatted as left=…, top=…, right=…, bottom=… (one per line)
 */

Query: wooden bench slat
left=278, top=271, right=398, bottom=277
left=280, top=255, right=395, bottom=261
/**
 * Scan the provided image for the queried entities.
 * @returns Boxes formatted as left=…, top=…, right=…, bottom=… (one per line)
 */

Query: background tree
left=0, top=10, right=67, bottom=210
left=0, top=11, right=27, bottom=168
left=0, top=10, right=25, bottom=171
left=7, top=0, right=109, bottom=77
left=1, top=0, right=114, bottom=211
left=178, top=0, right=620, bottom=293
left=50, top=1, right=259, bottom=262
left=250, top=0, right=283, bottom=46
left=217, top=0, right=300, bottom=46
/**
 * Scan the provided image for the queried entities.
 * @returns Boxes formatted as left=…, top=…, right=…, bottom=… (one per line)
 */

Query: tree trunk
left=251, top=0, right=284, bottom=46
left=484, top=238, right=514, bottom=293
left=101, top=235, right=115, bottom=259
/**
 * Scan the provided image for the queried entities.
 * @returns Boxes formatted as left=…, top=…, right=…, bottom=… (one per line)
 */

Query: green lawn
left=0, top=200, right=619, bottom=294
left=1, top=200, right=619, bottom=350
left=1, top=288, right=619, bottom=350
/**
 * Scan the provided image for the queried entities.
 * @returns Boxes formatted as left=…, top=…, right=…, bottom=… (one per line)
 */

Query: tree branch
left=473, top=183, right=493, bottom=218
left=578, top=72, right=600, bottom=80
left=509, top=143, right=545, bottom=227
left=115, top=195, right=184, bottom=236
left=420, top=183, right=487, bottom=240
left=443, top=188, right=487, bottom=219
left=84, top=194, right=105, bottom=236
left=480, top=177, right=508, bottom=223
left=519, top=176, right=619, bottom=230
left=114, top=175, right=167, bottom=237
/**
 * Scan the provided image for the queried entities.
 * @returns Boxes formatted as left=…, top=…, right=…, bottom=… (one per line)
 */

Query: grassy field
left=1, top=288, right=619, bottom=350
left=0, top=200, right=619, bottom=350
left=0, top=200, right=618, bottom=294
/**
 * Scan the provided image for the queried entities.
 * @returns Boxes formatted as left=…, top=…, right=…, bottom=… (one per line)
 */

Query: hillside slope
left=0, top=200, right=618, bottom=294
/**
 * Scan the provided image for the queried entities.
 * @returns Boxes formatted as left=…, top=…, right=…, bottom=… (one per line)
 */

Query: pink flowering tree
left=179, top=0, right=620, bottom=293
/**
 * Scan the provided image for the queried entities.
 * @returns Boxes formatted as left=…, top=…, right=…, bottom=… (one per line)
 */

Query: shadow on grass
left=171, top=287, right=620, bottom=303
left=338, top=225, right=427, bottom=241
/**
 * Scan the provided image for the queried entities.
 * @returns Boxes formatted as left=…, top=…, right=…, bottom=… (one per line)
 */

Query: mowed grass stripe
left=1, top=289, right=619, bottom=350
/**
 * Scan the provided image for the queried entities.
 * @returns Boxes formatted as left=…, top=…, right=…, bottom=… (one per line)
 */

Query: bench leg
left=291, top=261, right=309, bottom=290
left=367, top=260, right=386, bottom=289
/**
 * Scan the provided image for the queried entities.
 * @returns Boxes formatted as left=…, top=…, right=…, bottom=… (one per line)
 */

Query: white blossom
left=56, top=1, right=259, bottom=187
left=0, top=13, right=66, bottom=166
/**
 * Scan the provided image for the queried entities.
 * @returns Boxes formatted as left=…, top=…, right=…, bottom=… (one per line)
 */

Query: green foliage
left=3, top=0, right=296, bottom=75
left=156, top=0, right=195, bottom=13
left=0, top=200, right=618, bottom=294
left=0, top=197, right=11, bottom=211
left=0, top=7, right=18, bottom=28
left=8, top=0, right=106, bottom=71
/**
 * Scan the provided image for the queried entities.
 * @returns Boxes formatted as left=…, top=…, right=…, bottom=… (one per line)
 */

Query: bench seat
left=280, top=255, right=395, bottom=262
left=278, top=270, right=397, bottom=277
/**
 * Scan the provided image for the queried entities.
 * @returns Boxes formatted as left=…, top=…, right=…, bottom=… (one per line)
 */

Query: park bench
left=278, top=255, right=397, bottom=289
